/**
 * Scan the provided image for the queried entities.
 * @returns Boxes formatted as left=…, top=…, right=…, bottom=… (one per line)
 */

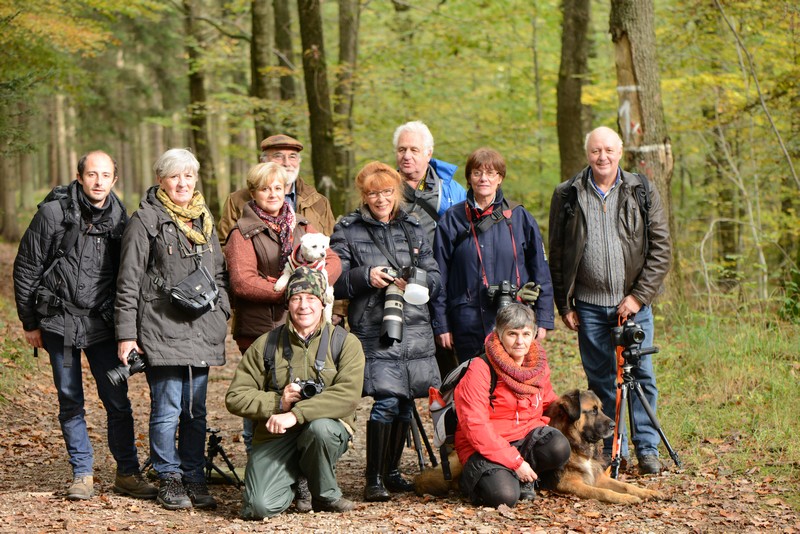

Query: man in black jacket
left=13, top=151, right=156, bottom=501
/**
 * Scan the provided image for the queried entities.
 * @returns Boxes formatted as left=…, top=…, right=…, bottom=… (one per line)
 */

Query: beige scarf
left=157, top=187, right=213, bottom=245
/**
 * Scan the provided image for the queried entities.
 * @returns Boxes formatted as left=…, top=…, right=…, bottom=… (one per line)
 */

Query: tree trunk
left=557, top=0, right=591, bottom=182
left=297, top=0, right=337, bottom=206
left=1, top=156, right=20, bottom=241
left=609, top=0, right=673, bottom=206
left=251, top=0, right=274, bottom=142
left=17, top=101, right=35, bottom=209
left=609, top=0, right=674, bottom=289
left=333, top=0, right=360, bottom=213
left=274, top=0, right=296, bottom=103
left=184, top=0, right=220, bottom=216
left=55, top=94, right=70, bottom=185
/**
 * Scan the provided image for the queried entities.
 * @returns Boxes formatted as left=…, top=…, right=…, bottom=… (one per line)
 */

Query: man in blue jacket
left=393, top=120, right=467, bottom=244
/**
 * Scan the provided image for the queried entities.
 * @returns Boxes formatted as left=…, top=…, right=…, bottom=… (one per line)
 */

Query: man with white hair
left=548, top=126, right=672, bottom=475
left=218, top=134, right=336, bottom=242
left=393, top=120, right=466, bottom=243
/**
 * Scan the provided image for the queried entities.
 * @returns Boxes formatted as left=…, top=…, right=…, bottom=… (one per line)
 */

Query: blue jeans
left=575, top=301, right=660, bottom=458
left=146, top=366, right=209, bottom=482
left=370, top=396, right=414, bottom=423
left=43, top=333, right=140, bottom=477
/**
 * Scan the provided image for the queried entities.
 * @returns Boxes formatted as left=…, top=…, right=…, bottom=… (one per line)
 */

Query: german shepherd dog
left=414, top=390, right=666, bottom=504
left=545, top=389, right=666, bottom=504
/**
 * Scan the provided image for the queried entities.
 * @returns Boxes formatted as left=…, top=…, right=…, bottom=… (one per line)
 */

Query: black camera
left=611, top=320, right=646, bottom=348
left=106, top=350, right=146, bottom=386
left=296, top=378, right=324, bottom=400
left=487, top=280, right=518, bottom=310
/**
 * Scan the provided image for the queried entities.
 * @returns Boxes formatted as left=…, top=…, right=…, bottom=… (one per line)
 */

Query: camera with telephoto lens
left=611, top=319, right=647, bottom=348
left=106, top=350, right=146, bottom=386
left=295, top=378, right=324, bottom=400
left=380, top=281, right=405, bottom=344
left=487, top=280, right=518, bottom=310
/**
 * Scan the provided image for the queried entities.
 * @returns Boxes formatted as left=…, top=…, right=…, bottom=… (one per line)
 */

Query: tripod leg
left=409, top=415, right=426, bottom=472
left=215, top=448, right=244, bottom=487
left=631, top=382, right=682, bottom=468
left=611, top=383, right=629, bottom=479
left=412, top=404, right=438, bottom=468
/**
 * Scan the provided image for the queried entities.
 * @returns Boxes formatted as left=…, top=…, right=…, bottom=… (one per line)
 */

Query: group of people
left=13, top=120, right=671, bottom=517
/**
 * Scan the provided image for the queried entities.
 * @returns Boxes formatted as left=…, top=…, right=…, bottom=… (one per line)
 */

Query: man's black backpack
left=38, top=185, right=80, bottom=281
left=262, top=323, right=348, bottom=392
left=428, top=354, right=497, bottom=480
left=561, top=172, right=653, bottom=254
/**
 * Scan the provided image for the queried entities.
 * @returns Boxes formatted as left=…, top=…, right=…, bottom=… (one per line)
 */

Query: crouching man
left=226, top=266, right=365, bottom=518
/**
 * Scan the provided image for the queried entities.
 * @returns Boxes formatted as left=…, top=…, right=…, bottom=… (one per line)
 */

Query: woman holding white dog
left=330, top=161, right=442, bottom=502
left=224, top=162, right=341, bottom=457
left=454, top=303, right=570, bottom=508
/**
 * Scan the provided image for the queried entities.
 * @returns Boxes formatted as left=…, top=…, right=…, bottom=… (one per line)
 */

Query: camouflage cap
left=285, top=266, right=326, bottom=304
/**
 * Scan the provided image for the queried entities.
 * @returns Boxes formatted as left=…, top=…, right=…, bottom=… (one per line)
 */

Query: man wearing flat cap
left=226, top=266, right=365, bottom=518
left=218, top=134, right=336, bottom=242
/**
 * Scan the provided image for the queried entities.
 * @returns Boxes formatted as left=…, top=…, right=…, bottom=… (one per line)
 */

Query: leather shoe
left=311, top=496, right=355, bottom=513
left=637, top=454, right=662, bottom=475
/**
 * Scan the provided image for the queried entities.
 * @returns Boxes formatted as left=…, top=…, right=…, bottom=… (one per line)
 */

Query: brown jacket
left=224, top=201, right=341, bottom=351
left=218, top=178, right=336, bottom=243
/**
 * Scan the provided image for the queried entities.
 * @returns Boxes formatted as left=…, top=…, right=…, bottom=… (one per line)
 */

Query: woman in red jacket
left=454, top=303, right=570, bottom=507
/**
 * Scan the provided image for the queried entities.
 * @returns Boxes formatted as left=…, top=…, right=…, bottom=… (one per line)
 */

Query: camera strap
left=264, top=323, right=348, bottom=391
left=464, top=202, right=521, bottom=289
left=365, top=221, right=419, bottom=270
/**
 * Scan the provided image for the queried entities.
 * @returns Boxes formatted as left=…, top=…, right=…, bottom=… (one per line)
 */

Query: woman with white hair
left=115, top=148, right=230, bottom=511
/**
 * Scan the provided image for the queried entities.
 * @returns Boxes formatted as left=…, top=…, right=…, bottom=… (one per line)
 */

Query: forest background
left=1, top=0, right=799, bottom=517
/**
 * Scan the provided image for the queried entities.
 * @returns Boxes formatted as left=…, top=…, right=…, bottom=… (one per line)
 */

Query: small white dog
left=274, top=233, right=335, bottom=322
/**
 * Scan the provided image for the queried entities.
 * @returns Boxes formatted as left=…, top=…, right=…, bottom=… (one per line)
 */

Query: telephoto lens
left=380, top=283, right=404, bottom=343
left=106, top=350, right=146, bottom=386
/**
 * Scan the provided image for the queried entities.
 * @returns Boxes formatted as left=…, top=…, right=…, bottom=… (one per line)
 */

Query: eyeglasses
left=366, top=188, right=395, bottom=200
left=269, top=152, right=300, bottom=163
left=471, top=169, right=499, bottom=179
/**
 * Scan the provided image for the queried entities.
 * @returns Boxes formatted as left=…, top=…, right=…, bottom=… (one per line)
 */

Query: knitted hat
left=285, top=266, right=326, bottom=303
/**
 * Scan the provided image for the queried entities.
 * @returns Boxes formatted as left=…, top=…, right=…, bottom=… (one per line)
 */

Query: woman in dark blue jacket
left=330, top=161, right=441, bottom=503
left=432, top=147, right=554, bottom=363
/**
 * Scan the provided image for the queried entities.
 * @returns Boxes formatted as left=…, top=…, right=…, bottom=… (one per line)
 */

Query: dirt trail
left=0, top=242, right=797, bottom=533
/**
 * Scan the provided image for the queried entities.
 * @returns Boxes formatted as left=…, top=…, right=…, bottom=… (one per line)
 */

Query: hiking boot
left=519, top=481, right=537, bottom=501
left=311, top=496, right=355, bottom=513
left=184, top=480, right=217, bottom=510
left=637, top=454, right=662, bottom=475
left=294, top=476, right=312, bottom=513
left=113, top=473, right=158, bottom=499
left=157, top=477, right=192, bottom=510
left=66, top=476, right=94, bottom=500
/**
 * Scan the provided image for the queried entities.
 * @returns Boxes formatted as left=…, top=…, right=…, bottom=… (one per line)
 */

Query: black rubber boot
left=384, top=420, right=414, bottom=493
left=364, top=421, right=391, bottom=502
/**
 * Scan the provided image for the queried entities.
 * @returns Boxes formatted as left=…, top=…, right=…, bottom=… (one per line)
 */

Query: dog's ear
left=561, top=389, right=582, bottom=421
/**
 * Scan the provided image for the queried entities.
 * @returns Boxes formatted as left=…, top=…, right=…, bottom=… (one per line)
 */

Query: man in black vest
left=13, top=151, right=155, bottom=500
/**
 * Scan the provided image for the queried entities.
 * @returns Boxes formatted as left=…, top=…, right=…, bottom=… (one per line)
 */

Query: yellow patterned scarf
left=156, top=187, right=214, bottom=245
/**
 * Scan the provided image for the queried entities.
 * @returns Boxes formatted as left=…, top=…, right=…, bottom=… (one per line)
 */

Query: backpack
left=561, top=172, right=652, bottom=255
left=38, top=185, right=81, bottom=281
left=428, top=353, right=497, bottom=480
left=262, top=323, right=348, bottom=392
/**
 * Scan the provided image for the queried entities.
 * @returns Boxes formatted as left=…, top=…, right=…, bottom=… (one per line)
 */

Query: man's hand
left=23, top=328, right=43, bottom=349
left=266, top=412, right=298, bottom=434
left=514, top=460, right=538, bottom=484
left=436, top=332, right=453, bottom=350
left=518, top=282, right=541, bottom=306
left=536, top=327, right=547, bottom=341
left=117, top=340, right=141, bottom=365
left=617, top=295, right=642, bottom=320
left=281, top=382, right=302, bottom=412
left=562, top=311, right=580, bottom=331
left=331, top=314, right=345, bottom=326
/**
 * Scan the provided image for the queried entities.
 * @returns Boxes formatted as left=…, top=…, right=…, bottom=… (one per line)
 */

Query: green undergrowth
left=549, top=308, right=800, bottom=509
left=0, top=295, right=35, bottom=404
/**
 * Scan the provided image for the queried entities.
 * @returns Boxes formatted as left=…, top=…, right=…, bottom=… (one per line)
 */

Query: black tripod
left=205, top=428, right=243, bottom=487
left=610, top=345, right=682, bottom=479
left=140, top=428, right=243, bottom=487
